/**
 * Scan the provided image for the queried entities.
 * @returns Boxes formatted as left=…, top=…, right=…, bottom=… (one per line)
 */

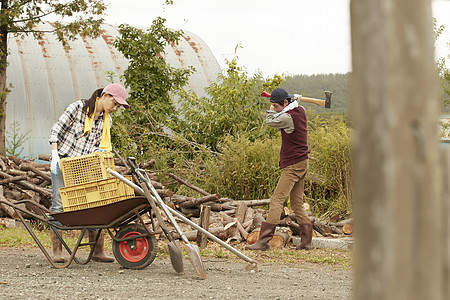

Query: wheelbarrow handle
left=107, top=168, right=256, bottom=265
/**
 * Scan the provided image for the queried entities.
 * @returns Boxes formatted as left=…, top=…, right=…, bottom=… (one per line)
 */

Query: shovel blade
left=185, top=243, right=206, bottom=280
left=168, top=240, right=184, bottom=275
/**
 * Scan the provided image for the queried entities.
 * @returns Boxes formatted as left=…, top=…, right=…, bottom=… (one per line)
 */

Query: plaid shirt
left=49, top=100, right=112, bottom=157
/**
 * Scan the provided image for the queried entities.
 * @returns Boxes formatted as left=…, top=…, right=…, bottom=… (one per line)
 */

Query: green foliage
left=434, top=20, right=450, bottom=110
left=305, top=114, right=352, bottom=216
left=111, top=19, right=195, bottom=159
left=6, top=121, right=30, bottom=157
left=113, top=37, right=354, bottom=216
left=200, top=135, right=282, bottom=200
left=177, top=58, right=284, bottom=151
left=0, top=1, right=107, bottom=54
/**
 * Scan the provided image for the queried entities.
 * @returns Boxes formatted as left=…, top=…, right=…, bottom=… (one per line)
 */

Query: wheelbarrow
left=0, top=159, right=257, bottom=277
left=0, top=196, right=159, bottom=270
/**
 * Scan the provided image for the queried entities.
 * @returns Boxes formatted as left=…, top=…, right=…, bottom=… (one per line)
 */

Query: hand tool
left=261, top=90, right=332, bottom=108
left=107, top=167, right=258, bottom=272
left=126, top=159, right=185, bottom=275
left=126, top=158, right=206, bottom=280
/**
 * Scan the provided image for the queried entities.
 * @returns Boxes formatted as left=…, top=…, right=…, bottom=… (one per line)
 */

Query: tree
left=0, top=0, right=109, bottom=155
left=351, top=0, right=446, bottom=299
left=111, top=18, right=195, bottom=158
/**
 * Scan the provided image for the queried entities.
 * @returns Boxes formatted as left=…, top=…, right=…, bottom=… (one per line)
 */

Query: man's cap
left=103, top=83, right=129, bottom=109
left=270, top=88, right=293, bottom=103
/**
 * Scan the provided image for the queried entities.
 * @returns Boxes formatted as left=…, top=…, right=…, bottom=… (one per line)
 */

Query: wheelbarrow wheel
left=113, top=223, right=157, bottom=270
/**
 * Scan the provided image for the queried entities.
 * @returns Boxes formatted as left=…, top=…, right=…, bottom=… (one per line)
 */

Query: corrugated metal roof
left=5, top=22, right=221, bottom=159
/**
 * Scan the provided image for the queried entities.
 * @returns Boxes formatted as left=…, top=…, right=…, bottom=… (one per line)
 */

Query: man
left=245, top=88, right=313, bottom=251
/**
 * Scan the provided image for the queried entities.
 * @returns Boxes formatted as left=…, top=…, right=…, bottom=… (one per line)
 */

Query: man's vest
left=279, top=107, right=309, bottom=169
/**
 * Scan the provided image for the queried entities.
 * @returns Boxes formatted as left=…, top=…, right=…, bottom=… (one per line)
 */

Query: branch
left=12, top=10, right=56, bottom=24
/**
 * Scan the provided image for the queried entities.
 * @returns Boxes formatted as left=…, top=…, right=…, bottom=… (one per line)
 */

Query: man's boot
left=50, top=230, right=65, bottom=263
left=245, top=222, right=277, bottom=251
left=296, top=223, right=313, bottom=250
left=89, top=231, right=114, bottom=263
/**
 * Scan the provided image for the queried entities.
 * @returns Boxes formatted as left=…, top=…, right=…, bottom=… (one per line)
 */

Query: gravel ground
left=0, top=247, right=352, bottom=300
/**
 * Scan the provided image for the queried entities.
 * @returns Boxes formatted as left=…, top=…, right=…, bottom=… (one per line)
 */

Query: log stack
left=0, top=153, right=353, bottom=248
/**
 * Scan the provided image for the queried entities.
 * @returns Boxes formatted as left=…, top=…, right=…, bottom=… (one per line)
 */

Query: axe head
left=324, top=91, right=332, bottom=109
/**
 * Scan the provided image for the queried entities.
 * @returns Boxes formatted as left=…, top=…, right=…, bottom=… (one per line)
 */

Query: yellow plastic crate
left=60, top=176, right=135, bottom=211
left=59, top=152, right=115, bottom=186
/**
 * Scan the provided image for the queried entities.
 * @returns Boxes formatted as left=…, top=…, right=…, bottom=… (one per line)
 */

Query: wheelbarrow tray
left=50, top=196, right=150, bottom=227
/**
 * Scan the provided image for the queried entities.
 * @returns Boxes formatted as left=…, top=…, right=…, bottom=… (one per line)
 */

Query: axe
left=261, top=91, right=332, bottom=109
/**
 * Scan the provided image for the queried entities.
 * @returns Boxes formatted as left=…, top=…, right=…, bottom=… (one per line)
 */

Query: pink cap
left=103, top=83, right=129, bottom=109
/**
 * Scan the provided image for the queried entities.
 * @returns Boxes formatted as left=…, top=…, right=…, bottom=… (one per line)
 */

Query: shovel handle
left=121, top=160, right=190, bottom=244
left=107, top=168, right=256, bottom=265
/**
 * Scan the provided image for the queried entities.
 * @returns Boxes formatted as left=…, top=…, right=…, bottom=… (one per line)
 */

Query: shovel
left=127, top=159, right=184, bottom=275
left=108, top=167, right=258, bottom=272
left=127, top=158, right=207, bottom=280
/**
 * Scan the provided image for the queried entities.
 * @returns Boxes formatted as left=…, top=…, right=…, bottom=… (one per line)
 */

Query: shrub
left=171, top=134, right=281, bottom=200
left=305, top=113, right=352, bottom=216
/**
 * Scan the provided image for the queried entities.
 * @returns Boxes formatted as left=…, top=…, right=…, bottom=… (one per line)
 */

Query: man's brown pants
left=266, top=159, right=310, bottom=225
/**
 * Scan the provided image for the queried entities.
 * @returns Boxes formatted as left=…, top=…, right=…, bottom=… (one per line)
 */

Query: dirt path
left=0, top=247, right=352, bottom=299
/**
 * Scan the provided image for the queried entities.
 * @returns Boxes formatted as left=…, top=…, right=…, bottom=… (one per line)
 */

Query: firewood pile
left=0, top=153, right=353, bottom=248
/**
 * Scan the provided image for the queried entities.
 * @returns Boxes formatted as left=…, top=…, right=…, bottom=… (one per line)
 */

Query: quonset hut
left=6, top=22, right=220, bottom=159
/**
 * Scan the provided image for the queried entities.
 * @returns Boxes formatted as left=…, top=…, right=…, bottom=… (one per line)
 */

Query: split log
left=0, top=200, right=17, bottom=218
left=235, top=202, right=247, bottom=224
left=310, top=217, right=334, bottom=237
left=246, top=227, right=292, bottom=249
left=251, top=212, right=265, bottom=231
left=279, top=217, right=301, bottom=235
left=196, top=205, right=211, bottom=249
left=235, top=219, right=248, bottom=240
left=342, top=223, right=353, bottom=235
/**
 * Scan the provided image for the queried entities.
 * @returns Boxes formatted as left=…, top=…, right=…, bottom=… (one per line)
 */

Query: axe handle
left=298, top=96, right=326, bottom=107
left=260, top=91, right=331, bottom=108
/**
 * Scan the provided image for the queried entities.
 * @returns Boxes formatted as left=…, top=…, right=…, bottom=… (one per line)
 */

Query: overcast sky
left=104, top=0, right=450, bottom=77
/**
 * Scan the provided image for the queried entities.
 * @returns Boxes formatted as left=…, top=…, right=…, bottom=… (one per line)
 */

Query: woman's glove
left=51, top=149, right=60, bottom=175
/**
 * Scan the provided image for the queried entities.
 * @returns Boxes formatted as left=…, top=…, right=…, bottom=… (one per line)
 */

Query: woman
left=49, top=83, right=129, bottom=263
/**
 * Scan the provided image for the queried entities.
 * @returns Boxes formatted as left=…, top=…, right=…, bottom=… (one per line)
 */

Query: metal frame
left=0, top=197, right=154, bottom=269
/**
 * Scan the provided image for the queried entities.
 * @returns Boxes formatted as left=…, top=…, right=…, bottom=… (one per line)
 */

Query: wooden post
left=196, top=205, right=211, bottom=249
left=350, top=0, right=448, bottom=299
